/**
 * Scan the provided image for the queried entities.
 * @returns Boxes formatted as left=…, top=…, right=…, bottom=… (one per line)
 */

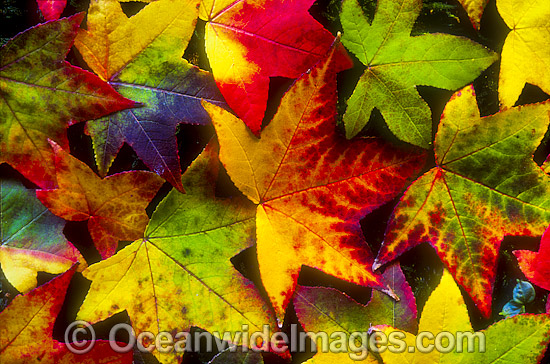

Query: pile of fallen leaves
left=1, top=0, right=549, bottom=363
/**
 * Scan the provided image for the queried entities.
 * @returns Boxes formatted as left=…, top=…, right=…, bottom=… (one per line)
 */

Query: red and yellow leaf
left=201, top=0, right=350, bottom=134
left=203, top=39, right=425, bottom=320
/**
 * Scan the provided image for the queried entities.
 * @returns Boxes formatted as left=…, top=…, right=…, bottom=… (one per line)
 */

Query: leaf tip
left=383, top=286, right=400, bottom=301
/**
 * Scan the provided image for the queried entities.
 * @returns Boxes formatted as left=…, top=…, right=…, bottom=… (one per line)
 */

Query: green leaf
left=340, top=0, right=498, bottom=147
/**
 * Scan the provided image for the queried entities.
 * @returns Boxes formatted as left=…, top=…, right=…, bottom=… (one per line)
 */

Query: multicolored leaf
left=293, top=263, right=417, bottom=363
left=340, top=0, right=497, bottom=147
left=0, top=267, right=132, bottom=364
left=203, top=39, right=426, bottom=321
left=514, top=226, right=550, bottom=291
left=0, top=14, right=135, bottom=189
left=36, top=141, right=164, bottom=259
left=375, top=85, right=550, bottom=317
left=0, top=179, right=85, bottom=293
left=76, top=0, right=225, bottom=191
left=76, top=142, right=277, bottom=364
left=377, top=270, right=550, bottom=364
left=200, top=0, right=350, bottom=134
left=497, top=0, right=550, bottom=107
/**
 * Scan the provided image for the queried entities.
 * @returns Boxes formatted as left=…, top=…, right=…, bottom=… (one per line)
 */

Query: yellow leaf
left=497, top=0, right=550, bottom=107
left=378, top=270, right=550, bottom=364
left=75, top=0, right=199, bottom=81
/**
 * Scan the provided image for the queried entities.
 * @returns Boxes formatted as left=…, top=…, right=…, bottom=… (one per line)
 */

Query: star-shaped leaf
left=0, top=267, right=133, bottom=364
left=377, top=270, right=550, bottom=364
left=0, top=178, right=86, bottom=293
left=203, top=39, right=426, bottom=321
left=0, top=14, right=135, bottom=189
left=340, top=0, right=498, bottom=147
left=375, top=85, right=550, bottom=317
left=76, top=142, right=277, bottom=364
left=497, top=0, right=550, bottom=107
left=76, top=0, right=225, bottom=192
left=36, top=141, right=164, bottom=259
left=200, top=0, right=350, bottom=134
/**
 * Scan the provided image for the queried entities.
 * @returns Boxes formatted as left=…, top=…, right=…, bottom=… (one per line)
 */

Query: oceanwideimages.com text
left=65, top=321, right=486, bottom=360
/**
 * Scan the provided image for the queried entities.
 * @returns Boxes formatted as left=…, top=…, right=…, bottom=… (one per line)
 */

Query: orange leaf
left=36, top=141, right=164, bottom=259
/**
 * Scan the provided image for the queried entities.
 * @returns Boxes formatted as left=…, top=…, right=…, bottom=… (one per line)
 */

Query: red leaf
left=37, top=0, right=67, bottom=21
left=0, top=267, right=132, bottom=363
left=202, top=0, right=351, bottom=134
left=514, top=226, right=550, bottom=291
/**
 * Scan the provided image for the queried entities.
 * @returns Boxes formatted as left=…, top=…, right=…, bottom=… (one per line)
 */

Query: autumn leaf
left=75, top=0, right=197, bottom=81
left=0, top=179, right=86, bottom=293
left=76, top=142, right=277, bottom=364
left=0, top=267, right=133, bottom=364
left=340, top=0, right=497, bottom=148
left=202, top=38, right=425, bottom=321
left=497, top=0, right=550, bottom=107
left=375, top=85, right=550, bottom=317
left=0, top=14, right=135, bottom=189
left=456, top=0, right=489, bottom=29
left=200, top=0, right=350, bottom=134
left=36, top=0, right=67, bottom=21
left=76, top=0, right=225, bottom=192
left=514, top=225, right=550, bottom=291
left=377, top=270, right=550, bottom=364
left=36, top=141, right=164, bottom=259
left=293, top=263, right=417, bottom=363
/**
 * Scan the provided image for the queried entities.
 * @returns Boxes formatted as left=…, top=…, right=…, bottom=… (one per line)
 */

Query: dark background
left=1, top=0, right=549, bottom=363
